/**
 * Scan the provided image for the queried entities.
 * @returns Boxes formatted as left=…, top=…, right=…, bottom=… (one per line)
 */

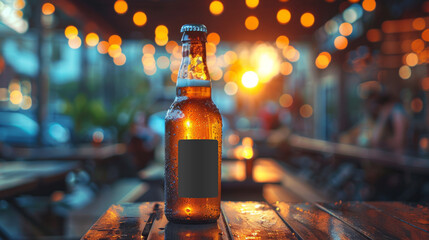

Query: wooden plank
left=147, top=202, right=230, bottom=240
left=365, top=202, right=429, bottom=232
left=82, top=202, right=155, bottom=240
left=317, top=202, right=429, bottom=240
left=273, top=202, right=367, bottom=240
left=222, top=201, right=298, bottom=240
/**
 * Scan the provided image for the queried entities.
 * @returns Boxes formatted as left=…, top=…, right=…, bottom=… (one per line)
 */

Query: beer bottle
left=165, top=24, right=222, bottom=223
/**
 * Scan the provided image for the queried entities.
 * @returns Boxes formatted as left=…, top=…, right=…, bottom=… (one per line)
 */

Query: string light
left=300, top=12, right=315, bottom=28
left=245, top=16, right=259, bottom=30
left=245, top=0, right=259, bottom=9
left=133, top=11, right=147, bottom=26
left=209, top=1, right=224, bottom=15
left=276, top=9, right=291, bottom=24
left=114, top=0, right=128, bottom=14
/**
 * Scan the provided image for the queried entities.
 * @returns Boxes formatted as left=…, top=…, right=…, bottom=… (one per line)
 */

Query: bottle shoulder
left=165, top=97, right=221, bottom=121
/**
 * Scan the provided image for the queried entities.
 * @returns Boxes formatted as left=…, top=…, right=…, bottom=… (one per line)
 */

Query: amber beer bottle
left=165, top=24, right=222, bottom=223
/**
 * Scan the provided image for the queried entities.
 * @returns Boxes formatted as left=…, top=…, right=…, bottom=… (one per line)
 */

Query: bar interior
left=0, top=0, right=428, bottom=239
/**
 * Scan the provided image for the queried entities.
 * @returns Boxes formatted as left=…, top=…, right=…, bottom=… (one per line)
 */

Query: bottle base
left=165, top=214, right=219, bottom=224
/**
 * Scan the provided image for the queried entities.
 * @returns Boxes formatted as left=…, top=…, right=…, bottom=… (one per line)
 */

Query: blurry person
left=128, top=112, right=160, bottom=170
left=371, top=94, right=408, bottom=154
left=340, top=91, right=380, bottom=147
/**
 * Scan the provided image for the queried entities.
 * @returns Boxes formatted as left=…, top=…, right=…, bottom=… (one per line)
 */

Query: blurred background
left=0, top=0, right=428, bottom=239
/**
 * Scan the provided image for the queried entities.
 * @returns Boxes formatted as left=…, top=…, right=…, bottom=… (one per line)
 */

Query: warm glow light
left=224, top=82, right=238, bottom=95
left=411, top=98, right=423, bottom=113
left=42, top=3, right=55, bottom=15
left=228, top=134, right=240, bottom=145
left=300, top=12, right=315, bottom=28
left=246, top=0, right=259, bottom=8
left=277, top=9, right=291, bottom=24
left=300, top=104, right=313, bottom=118
left=362, top=0, right=376, bottom=12
left=207, top=32, right=220, bottom=45
left=315, top=52, right=331, bottom=69
left=109, top=35, right=122, bottom=46
left=339, top=22, right=353, bottom=36
left=334, top=36, right=348, bottom=50
left=157, top=56, right=170, bottom=69
left=209, top=1, right=224, bottom=15
left=224, top=71, right=237, bottom=82
left=422, top=77, right=429, bottom=91
left=21, top=96, right=32, bottom=110
left=133, top=11, right=147, bottom=26
left=155, top=25, right=168, bottom=37
left=280, top=62, right=293, bottom=75
left=399, top=65, right=411, bottom=80
left=276, top=35, right=289, bottom=49
left=68, top=36, right=82, bottom=49
left=367, top=29, right=381, bottom=42
left=114, top=0, right=128, bottom=14
left=224, top=51, right=238, bottom=65
left=144, top=67, right=157, bottom=76
left=405, top=53, right=418, bottom=67
left=172, top=46, right=182, bottom=59
left=422, top=29, right=429, bottom=42
left=420, top=138, right=429, bottom=150
left=85, top=33, right=99, bottom=47
left=171, top=70, right=178, bottom=83
left=283, top=46, right=300, bottom=62
left=411, top=39, right=424, bottom=53
left=245, top=16, right=259, bottom=30
left=108, top=44, right=122, bottom=58
left=14, top=0, right=25, bottom=10
left=165, top=41, right=178, bottom=53
left=242, top=137, right=253, bottom=147
left=65, top=25, right=78, bottom=39
left=155, top=36, right=168, bottom=46
left=279, top=94, right=293, bottom=108
left=142, top=44, right=156, bottom=55
left=207, top=42, right=217, bottom=56
left=92, top=131, right=104, bottom=143
left=242, top=146, right=254, bottom=159
left=412, top=18, right=426, bottom=30
left=10, top=90, right=23, bottom=104
left=241, top=71, right=259, bottom=88
left=113, top=53, right=126, bottom=66
left=210, top=67, right=223, bottom=81
left=97, top=41, right=109, bottom=54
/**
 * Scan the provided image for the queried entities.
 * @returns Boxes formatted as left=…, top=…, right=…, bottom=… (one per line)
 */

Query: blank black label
left=178, top=139, right=218, bottom=198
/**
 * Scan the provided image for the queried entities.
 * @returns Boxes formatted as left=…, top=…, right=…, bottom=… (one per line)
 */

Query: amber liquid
left=165, top=85, right=222, bottom=223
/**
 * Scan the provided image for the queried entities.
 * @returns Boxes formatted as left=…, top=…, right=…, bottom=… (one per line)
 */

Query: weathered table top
left=0, top=161, right=79, bottom=198
left=82, top=201, right=429, bottom=240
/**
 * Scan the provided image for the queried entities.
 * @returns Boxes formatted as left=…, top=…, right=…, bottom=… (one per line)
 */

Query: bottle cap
left=180, top=24, right=207, bottom=33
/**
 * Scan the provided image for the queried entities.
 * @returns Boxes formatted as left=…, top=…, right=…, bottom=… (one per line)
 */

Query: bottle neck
left=176, top=32, right=211, bottom=99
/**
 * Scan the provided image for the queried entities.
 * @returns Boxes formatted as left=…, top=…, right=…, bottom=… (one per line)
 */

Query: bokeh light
left=155, top=25, right=168, bottom=37
left=367, top=29, right=382, bottom=42
left=398, top=65, right=411, bottom=80
left=300, top=104, right=313, bottom=118
left=109, top=35, right=122, bottom=46
left=65, top=25, right=78, bottom=39
left=224, top=51, right=238, bottom=65
left=277, top=9, right=291, bottom=24
left=412, top=18, right=425, bottom=30
left=21, top=96, right=32, bottom=110
left=113, top=53, right=126, bottom=66
left=405, top=53, right=418, bottom=67
left=166, top=41, right=178, bottom=53
left=108, top=44, right=122, bottom=58
left=209, top=1, right=224, bottom=15
left=300, top=12, right=315, bottom=28
left=114, top=0, right=128, bottom=14
left=241, top=71, right=259, bottom=88
left=280, top=62, right=293, bottom=75
left=245, top=16, right=259, bottom=30
left=246, top=0, right=259, bottom=9
left=283, top=46, right=300, bottom=62
left=276, top=35, right=289, bottom=49
left=42, top=3, right=55, bottom=15
left=133, top=11, right=147, bottom=26
left=207, top=32, right=220, bottom=45
left=422, top=29, right=429, bottom=42
left=224, top=70, right=237, bottom=82
left=68, top=36, right=82, bottom=49
left=155, top=37, right=168, bottom=46
left=362, top=0, right=376, bottom=12
left=410, top=98, right=423, bottom=113
left=157, top=56, right=170, bottom=69
left=97, top=41, right=109, bottom=54
left=315, top=52, right=331, bottom=69
left=85, top=33, right=99, bottom=47
left=334, top=36, right=348, bottom=50
left=279, top=94, right=293, bottom=108
left=143, top=44, right=156, bottom=55
left=339, top=22, right=353, bottom=36
left=411, top=39, right=424, bottom=53
left=10, top=90, right=23, bottom=105
left=224, top=82, right=238, bottom=95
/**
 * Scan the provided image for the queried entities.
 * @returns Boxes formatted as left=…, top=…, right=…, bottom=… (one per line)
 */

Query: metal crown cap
left=180, top=24, right=207, bottom=33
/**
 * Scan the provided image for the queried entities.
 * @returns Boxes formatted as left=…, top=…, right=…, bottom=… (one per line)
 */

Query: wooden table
left=82, top=201, right=429, bottom=239
left=0, top=161, right=79, bottom=238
